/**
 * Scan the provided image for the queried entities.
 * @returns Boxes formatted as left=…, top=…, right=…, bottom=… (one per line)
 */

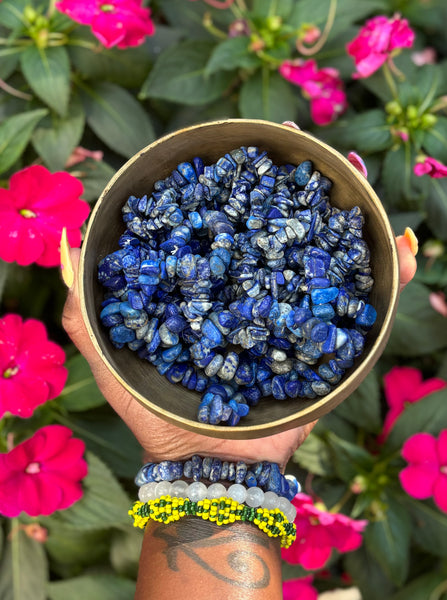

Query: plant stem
left=268, top=0, right=279, bottom=17
left=0, top=261, right=10, bottom=303
left=47, top=0, right=57, bottom=18
left=329, top=488, right=353, bottom=513
left=382, top=60, right=399, bottom=99
left=429, top=579, right=447, bottom=600
left=296, top=0, right=337, bottom=56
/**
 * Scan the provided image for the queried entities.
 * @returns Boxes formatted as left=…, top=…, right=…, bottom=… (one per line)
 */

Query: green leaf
left=0, top=108, right=47, bottom=175
left=388, top=211, right=425, bottom=235
left=347, top=110, right=393, bottom=153
left=68, top=29, right=152, bottom=88
left=45, top=528, right=110, bottom=575
left=40, top=452, right=131, bottom=531
left=31, top=93, right=85, bottom=171
left=58, top=353, right=106, bottom=412
left=0, top=525, right=48, bottom=600
left=345, top=545, right=396, bottom=600
left=239, top=69, right=299, bottom=123
left=334, top=370, right=381, bottom=433
left=427, top=177, right=447, bottom=241
left=325, top=432, right=375, bottom=483
left=47, top=575, right=135, bottom=600
left=385, top=388, right=447, bottom=452
left=423, top=116, right=447, bottom=163
left=141, top=40, right=234, bottom=105
left=252, top=0, right=294, bottom=18
left=314, top=410, right=357, bottom=443
left=55, top=407, right=142, bottom=478
left=205, top=36, right=260, bottom=75
left=20, top=45, right=70, bottom=116
left=405, top=497, right=447, bottom=557
left=0, top=53, right=19, bottom=79
left=110, top=528, right=143, bottom=579
left=161, top=0, right=232, bottom=36
left=364, top=494, right=411, bottom=586
left=0, top=0, right=28, bottom=31
left=80, top=81, right=155, bottom=158
left=386, top=280, right=447, bottom=356
left=73, top=159, right=116, bottom=203
left=390, top=572, right=447, bottom=600
left=292, top=432, right=336, bottom=477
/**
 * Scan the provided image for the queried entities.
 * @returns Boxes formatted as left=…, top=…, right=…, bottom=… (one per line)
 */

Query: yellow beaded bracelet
left=128, top=495, right=297, bottom=549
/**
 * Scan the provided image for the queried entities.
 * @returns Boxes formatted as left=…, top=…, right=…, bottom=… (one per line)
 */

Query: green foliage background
left=1, top=0, right=447, bottom=597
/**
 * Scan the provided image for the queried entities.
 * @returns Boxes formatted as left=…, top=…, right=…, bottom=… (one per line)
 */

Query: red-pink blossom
left=347, top=14, right=415, bottom=78
left=378, top=367, right=447, bottom=443
left=0, top=165, right=89, bottom=267
left=281, top=493, right=368, bottom=570
left=0, top=314, right=67, bottom=419
left=414, top=156, right=447, bottom=178
left=411, top=47, right=437, bottom=66
left=399, top=430, right=447, bottom=513
left=0, top=425, right=88, bottom=517
left=347, top=151, right=368, bottom=178
left=65, top=146, right=104, bottom=168
left=283, top=576, right=318, bottom=600
left=56, top=0, right=155, bottom=49
left=279, top=59, right=347, bottom=126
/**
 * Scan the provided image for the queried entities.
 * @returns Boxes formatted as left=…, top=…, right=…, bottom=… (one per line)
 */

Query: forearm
left=135, top=518, right=283, bottom=600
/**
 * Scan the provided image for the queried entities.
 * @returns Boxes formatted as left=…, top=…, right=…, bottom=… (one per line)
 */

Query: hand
left=62, top=235, right=417, bottom=469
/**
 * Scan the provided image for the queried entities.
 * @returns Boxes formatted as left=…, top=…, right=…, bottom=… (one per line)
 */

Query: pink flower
left=411, top=47, right=436, bottom=66
left=65, top=146, right=104, bottom=168
left=430, top=291, right=447, bottom=317
left=347, top=14, right=415, bottom=78
left=56, top=0, right=155, bottom=49
left=0, top=314, right=68, bottom=419
left=378, top=367, right=447, bottom=443
left=399, top=430, right=447, bottom=513
left=283, top=576, right=318, bottom=600
left=0, top=165, right=89, bottom=267
left=279, top=59, right=347, bottom=125
left=414, top=156, right=447, bottom=178
left=347, top=151, right=368, bottom=178
left=281, top=493, right=368, bottom=570
left=0, top=425, right=88, bottom=517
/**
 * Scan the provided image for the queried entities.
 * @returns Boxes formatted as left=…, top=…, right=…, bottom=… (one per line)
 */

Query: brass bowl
left=79, top=119, right=399, bottom=439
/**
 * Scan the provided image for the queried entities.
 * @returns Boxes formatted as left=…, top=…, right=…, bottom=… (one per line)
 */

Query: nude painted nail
left=60, top=227, right=74, bottom=289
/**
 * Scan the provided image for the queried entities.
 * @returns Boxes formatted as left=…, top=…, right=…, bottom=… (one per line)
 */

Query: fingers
left=396, top=228, right=418, bottom=291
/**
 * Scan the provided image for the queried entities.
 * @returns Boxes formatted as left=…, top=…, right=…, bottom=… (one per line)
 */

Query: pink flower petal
left=433, top=474, right=447, bottom=513
left=399, top=464, right=438, bottom=499
left=437, top=430, right=447, bottom=465
left=43, top=438, right=87, bottom=472
left=348, top=152, right=368, bottom=178
left=283, top=577, right=318, bottom=600
left=402, top=432, right=438, bottom=463
left=384, top=366, right=423, bottom=408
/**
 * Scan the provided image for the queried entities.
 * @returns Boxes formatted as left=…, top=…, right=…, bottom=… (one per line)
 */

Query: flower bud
left=420, top=113, right=438, bottom=129
left=23, top=5, right=38, bottom=24
left=422, top=239, right=444, bottom=259
left=385, top=100, right=402, bottom=116
left=350, top=475, right=367, bottom=494
left=406, top=105, right=419, bottom=120
left=265, top=15, right=282, bottom=32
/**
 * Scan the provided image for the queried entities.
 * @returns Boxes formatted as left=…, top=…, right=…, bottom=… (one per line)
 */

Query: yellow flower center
left=100, top=3, right=115, bottom=12
left=25, top=462, right=41, bottom=474
left=3, top=366, right=19, bottom=379
left=20, top=208, right=36, bottom=219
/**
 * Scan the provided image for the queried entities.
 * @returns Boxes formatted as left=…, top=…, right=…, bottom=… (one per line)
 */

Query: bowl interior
left=80, top=119, right=399, bottom=439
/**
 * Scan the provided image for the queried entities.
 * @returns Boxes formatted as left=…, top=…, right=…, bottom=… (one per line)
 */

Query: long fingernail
left=60, top=228, right=74, bottom=289
left=404, top=227, right=418, bottom=256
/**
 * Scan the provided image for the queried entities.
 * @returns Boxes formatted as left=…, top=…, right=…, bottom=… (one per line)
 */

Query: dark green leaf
left=388, top=211, right=425, bottom=234
left=423, top=117, right=447, bottom=163
left=239, top=69, right=298, bottom=123
left=80, top=81, right=155, bottom=158
left=334, top=370, right=381, bottom=433
left=68, top=29, right=152, bottom=88
left=73, top=159, right=116, bottom=203
left=427, top=177, right=447, bottom=241
left=364, top=494, right=411, bottom=586
left=45, top=528, right=110, bottom=575
left=390, top=572, right=446, bottom=600
left=405, top=497, right=447, bottom=557
left=20, top=46, right=70, bottom=116
left=0, top=53, right=18, bottom=79
left=382, top=144, right=427, bottom=209
left=346, top=110, right=392, bottom=153
left=141, top=41, right=234, bottom=106
left=386, top=281, right=447, bottom=356
left=0, top=0, right=28, bottom=30
left=205, top=36, right=260, bottom=75
left=144, top=25, right=184, bottom=61
left=161, top=0, right=232, bottom=36
left=345, top=545, right=396, bottom=600
left=385, top=388, right=447, bottom=452
left=292, top=432, right=336, bottom=477
left=0, top=108, right=47, bottom=175
left=31, top=93, right=85, bottom=171
left=110, top=528, right=143, bottom=579
left=252, top=0, right=294, bottom=18
left=58, top=353, right=106, bottom=412
left=40, top=452, right=131, bottom=531
left=47, top=575, right=135, bottom=600
left=326, top=432, right=375, bottom=483
left=0, top=526, right=48, bottom=600
left=314, top=410, right=357, bottom=443
left=57, top=407, right=142, bottom=478
left=168, top=97, right=238, bottom=132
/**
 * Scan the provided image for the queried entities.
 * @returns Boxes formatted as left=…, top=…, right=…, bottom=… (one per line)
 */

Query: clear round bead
left=278, top=496, right=291, bottom=515
left=138, top=482, right=158, bottom=502
left=207, top=483, right=227, bottom=499
left=187, top=481, right=208, bottom=502
left=171, top=480, right=189, bottom=497
left=155, top=480, right=172, bottom=497
left=283, top=503, right=297, bottom=523
left=245, top=487, right=265, bottom=508
left=262, top=491, right=279, bottom=510
left=227, top=484, right=247, bottom=504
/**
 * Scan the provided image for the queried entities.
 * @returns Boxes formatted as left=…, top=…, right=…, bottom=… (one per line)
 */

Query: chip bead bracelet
left=98, top=146, right=376, bottom=426
left=134, top=456, right=300, bottom=502
left=129, top=496, right=297, bottom=549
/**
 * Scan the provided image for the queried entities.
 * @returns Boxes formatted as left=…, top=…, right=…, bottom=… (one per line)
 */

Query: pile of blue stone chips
left=98, top=146, right=377, bottom=427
